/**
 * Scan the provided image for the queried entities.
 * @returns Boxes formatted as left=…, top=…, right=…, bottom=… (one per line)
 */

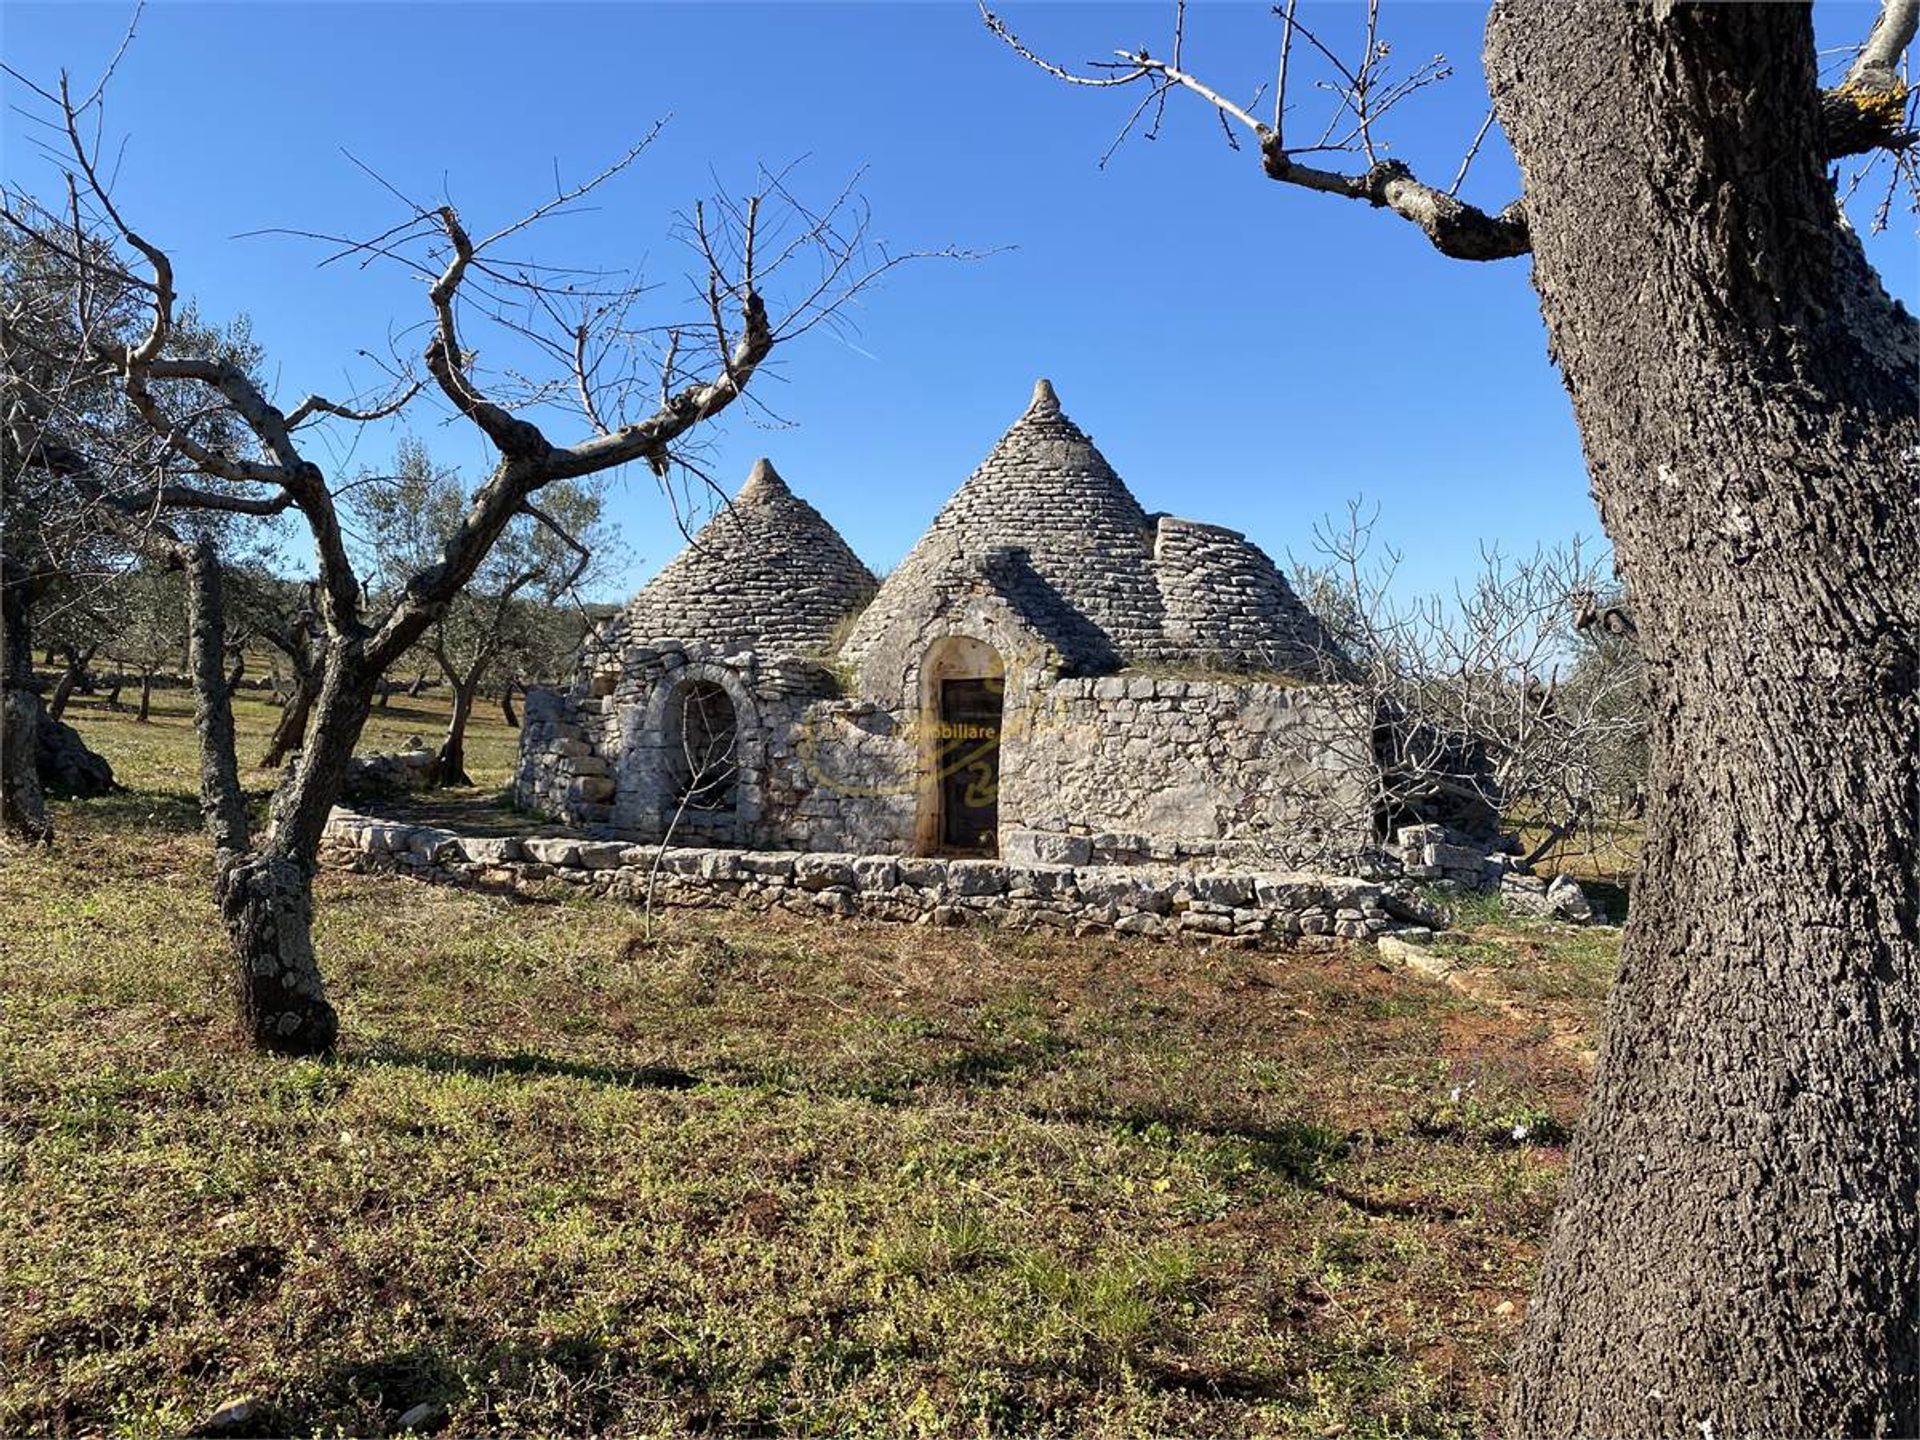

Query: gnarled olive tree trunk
left=1486, top=4, right=1918, bottom=1433
left=261, top=641, right=324, bottom=769
left=183, top=541, right=345, bottom=1053
left=46, top=644, right=97, bottom=721
left=0, top=561, right=52, bottom=845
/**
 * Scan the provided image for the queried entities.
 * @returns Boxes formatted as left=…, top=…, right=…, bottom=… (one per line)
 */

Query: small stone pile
left=343, top=741, right=439, bottom=797
left=1387, top=822, right=1600, bottom=922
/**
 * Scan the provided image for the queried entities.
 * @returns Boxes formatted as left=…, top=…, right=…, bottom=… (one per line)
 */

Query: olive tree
left=349, top=436, right=617, bottom=786
left=4, top=60, right=948, bottom=1056
left=988, top=1, right=1918, bottom=1431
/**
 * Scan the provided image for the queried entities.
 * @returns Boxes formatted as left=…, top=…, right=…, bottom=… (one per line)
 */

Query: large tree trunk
left=181, top=542, right=340, bottom=1055
left=1486, top=4, right=1918, bottom=1433
left=0, top=562, right=53, bottom=845
left=213, top=852, right=339, bottom=1054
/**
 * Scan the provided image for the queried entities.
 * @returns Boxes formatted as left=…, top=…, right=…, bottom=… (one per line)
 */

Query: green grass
left=0, top=693, right=1617, bottom=1438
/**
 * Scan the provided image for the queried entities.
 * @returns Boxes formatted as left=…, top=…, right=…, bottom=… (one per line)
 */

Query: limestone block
left=1177, top=911, right=1233, bottom=935
left=407, top=828, right=463, bottom=865
left=1423, top=842, right=1485, bottom=871
left=1546, top=874, right=1598, bottom=923
left=523, top=837, right=582, bottom=867
left=946, top=860, right=1009, bottom=897
left=852, top=856, right=898, bottom=891
left=571, top=776, right=616, bottom=804
left=698, top=851, right=744, bottom=882
left=575, top=841, right=630, bottom=870
left=1254, top=873, right=1329, bottom=910
left=898, top=857, right=948, bottom=889
left=740, top=853, right=796, bottom=881
left=1000, top=829, right=1092, bottom=867
left=1004, top=864, right=1075, bottom=901
left=794, top=854, right=857, bottom=891
left=359, top=823, right=411, bottom=856
left=1184, top=873, right=1254, bottom=908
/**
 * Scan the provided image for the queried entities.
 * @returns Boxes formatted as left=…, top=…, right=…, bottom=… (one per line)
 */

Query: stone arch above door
left=613, top=661, right=766, bottom=842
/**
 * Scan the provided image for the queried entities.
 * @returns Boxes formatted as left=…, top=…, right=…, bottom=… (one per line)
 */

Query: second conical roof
left=622, top=458, right=876, bottom=656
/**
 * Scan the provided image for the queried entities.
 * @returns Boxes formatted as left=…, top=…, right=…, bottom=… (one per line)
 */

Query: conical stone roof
left=622, top=458, right=876, bottom=655
left=841, top=379, right=1168, bottom=672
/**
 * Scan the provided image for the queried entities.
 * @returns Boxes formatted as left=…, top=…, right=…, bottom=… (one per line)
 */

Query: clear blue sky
left=5, top=2, right=1910, bottom=601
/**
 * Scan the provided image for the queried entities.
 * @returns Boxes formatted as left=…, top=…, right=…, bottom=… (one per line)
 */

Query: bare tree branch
left=1826, top=0, right=1919, bottom=156
left=980, top=3, right=1531, bottom=262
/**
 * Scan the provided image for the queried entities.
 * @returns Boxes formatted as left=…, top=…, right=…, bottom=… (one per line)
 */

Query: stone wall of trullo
left=516, top=634, right=1379, bottom=868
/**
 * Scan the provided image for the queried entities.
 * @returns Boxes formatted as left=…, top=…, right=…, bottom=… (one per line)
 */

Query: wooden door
left=938, top=678, right=1001, bottom=853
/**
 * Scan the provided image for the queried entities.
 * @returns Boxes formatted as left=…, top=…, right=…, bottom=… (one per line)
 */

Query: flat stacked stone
left=621, top=458, right=876, bottom=656
left=1151, top=516, right=1342, bottom=673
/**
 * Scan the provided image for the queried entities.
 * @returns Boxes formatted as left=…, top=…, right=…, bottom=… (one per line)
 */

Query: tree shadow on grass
left=351, top=1045, right=703, bottom=1092
left=62, top=785, right=206, bottom=834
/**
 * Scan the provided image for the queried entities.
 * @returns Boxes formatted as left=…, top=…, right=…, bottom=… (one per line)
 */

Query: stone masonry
left=515, top=378, right=1388, bottom=871
left=322, top=807, right=1431, bottom=944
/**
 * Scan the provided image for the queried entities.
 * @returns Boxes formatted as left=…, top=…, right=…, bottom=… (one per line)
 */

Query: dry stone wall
left=321, top=807, right=1431, bottom=945
left=518, top=642, right=1380, bottom=869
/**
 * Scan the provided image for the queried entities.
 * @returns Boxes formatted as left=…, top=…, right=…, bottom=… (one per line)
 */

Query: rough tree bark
left=1484, top=4, right=1918, bottom=1434
left=180, top=540, right=340, bottom=1053
left=0, top=562, right=53, bottom=845
left=432, top=643, right=498, bottom=788
left=436, top=675, right=476, bottom=787
left=264, top=672, right=320, bottom=771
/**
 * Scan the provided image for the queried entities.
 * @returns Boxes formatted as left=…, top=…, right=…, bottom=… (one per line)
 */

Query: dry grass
left=0, top=693, right=1617, bottom=1438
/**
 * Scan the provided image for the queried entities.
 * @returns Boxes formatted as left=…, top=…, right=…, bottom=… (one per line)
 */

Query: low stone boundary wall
left=319, top=808, right=1442, bottom=946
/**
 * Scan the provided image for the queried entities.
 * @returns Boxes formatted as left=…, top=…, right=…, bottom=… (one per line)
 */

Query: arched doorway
left=666, top=679, right=739, bottom=816
left=917, top=636, right=1005, bottom=855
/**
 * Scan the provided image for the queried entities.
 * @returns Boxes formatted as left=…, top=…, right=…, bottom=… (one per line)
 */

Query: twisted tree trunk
left=0, top=561, right=52, bottom=845
left=261, top=647, right=322, bottom=768
left=182, top=542, right=341, bottom=1054
left=435, top=678, right=475, bottom=787
left=46, top=644, right=97, bottom=721
left=1487, top=4, right=1918, bottom=1433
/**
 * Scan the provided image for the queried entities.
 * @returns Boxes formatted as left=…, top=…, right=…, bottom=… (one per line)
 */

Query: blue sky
left=5, top=2, right=1911, bottom=601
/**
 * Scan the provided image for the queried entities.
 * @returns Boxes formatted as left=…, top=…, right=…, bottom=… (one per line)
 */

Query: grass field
left=1, top=691, right=1619, bottom=1438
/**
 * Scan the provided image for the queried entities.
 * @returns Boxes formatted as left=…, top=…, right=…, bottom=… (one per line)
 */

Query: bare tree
left=3, top=54, right=952, bottom=1055
left=1290, top=503, right=1646, bottom=874
left=987, top=1, right=1919, bottom=1431
left=349, top=437, right=618, bottom=787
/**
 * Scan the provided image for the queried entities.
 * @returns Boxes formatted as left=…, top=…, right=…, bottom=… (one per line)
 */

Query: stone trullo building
left=515, top=379, right=1381, bottom=869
